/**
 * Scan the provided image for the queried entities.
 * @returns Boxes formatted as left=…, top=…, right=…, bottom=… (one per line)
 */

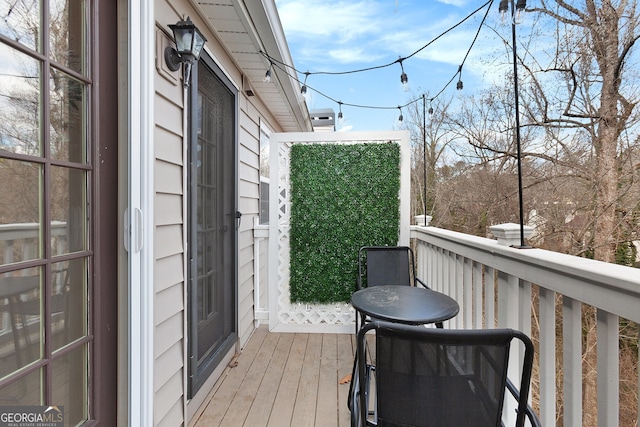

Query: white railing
left=411, top=225, right=640, bottom=427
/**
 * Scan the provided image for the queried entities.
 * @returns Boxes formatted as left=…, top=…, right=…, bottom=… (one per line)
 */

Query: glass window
left=51, top=166, right=87, bottom=255
left=0, top=1, right=91, bottom=421
left=49, top=0, right=86, bottom=74
left=0, top=43, right=41, bottom=156
left=259, top=123, right=270, bottom=224
left=50, top=69, right=87, bottom=163
left=0, top=1, right=40, bottom=51
left=0, top=160, right=42, bottom=266
left=0, top=269, right=43, bottom=376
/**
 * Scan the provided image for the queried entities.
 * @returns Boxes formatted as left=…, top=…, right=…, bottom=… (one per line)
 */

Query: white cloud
left=276, top=0, right=383, bottom=42
left=436, top=0, right=471, bottom=7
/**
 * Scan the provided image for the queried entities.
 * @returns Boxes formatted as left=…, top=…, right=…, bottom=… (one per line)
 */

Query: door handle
left=235, top=211, right=242, bottom=229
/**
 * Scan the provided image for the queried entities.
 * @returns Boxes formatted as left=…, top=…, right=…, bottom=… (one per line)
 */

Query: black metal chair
left=356, top=246, right=432, bottom=331
left=357, top=246, right=426, bottom=290
left=351, top=321, right=541, bottom=427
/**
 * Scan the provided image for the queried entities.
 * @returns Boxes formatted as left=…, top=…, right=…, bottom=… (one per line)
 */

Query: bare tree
left=404, top=94, right=455, bottom=221
left=526, top=0, right=640, bottom=263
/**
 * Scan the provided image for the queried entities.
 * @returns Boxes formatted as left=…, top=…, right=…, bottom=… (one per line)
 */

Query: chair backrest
left=357, top=322, right=535, bottom=427
left=358, top=246, right=415, bottom=288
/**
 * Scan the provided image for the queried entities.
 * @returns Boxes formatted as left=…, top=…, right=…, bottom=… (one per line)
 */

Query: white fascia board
left=235, top=0, right=312, bottom=131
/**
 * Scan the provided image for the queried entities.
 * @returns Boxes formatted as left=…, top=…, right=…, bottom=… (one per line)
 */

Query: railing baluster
left=518, top=279, right=532, bottom=338
left=538, top=287, right=556, bottom=426
left=453, top=254, right=462, bottom=329
left=462, top=257, right=472, bottom=329
left=472, top=261, right=482, bottom=329
left=427, top=243, right=435, bottom=290
left=497, top=271, right=518, bottom=329
left=563, top=296, right=582, bottom=426
left=444, top=249, right=452, bottom=299
left=435, top=247, right=443, bottom=294
left=597, top=309, right=619, bottom=426
left=484, top=266, right=495, bottom=329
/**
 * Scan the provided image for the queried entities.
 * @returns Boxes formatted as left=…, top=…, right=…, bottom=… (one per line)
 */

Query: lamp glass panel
left=175, top=28, right=194, bottom=54
left=193, top=31, right=206, bottom=58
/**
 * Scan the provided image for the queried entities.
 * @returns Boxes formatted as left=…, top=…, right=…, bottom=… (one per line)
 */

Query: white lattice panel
left=268, top=131, right=410, bottom=333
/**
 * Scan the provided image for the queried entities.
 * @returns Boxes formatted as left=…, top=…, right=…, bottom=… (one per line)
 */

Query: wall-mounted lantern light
left=164, top=17, right=207, bottom=86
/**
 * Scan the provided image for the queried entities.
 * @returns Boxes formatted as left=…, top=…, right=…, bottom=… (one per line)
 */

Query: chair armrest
left=506, top=378, right=541, bottom=427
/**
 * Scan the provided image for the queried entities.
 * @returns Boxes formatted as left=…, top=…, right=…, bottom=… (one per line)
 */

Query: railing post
left=253, top=218, right=269, bottom=326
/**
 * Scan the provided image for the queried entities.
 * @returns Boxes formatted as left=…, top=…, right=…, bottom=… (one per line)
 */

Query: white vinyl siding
left=153, top=2, right=186, bottom=424
left=152, top=0, right=293, bottom=424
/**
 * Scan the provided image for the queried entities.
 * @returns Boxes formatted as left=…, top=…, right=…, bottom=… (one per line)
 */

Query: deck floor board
left=193, top=327, right=355, bottom=427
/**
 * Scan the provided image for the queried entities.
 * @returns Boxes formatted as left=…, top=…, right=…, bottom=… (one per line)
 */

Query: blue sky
left=275, top=0, right=516, bottom=131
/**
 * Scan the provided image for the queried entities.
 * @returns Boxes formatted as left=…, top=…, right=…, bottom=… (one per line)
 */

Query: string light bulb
left=499, top=0, right=509, bottom=21
left=337, top=102, right=343, bottom=120
left=263, top=63, right=272, bottom=83
left=515, top=0, right=527, bottom=22
left=398, top=58, right=409, bottom=92
left=500, top=0, right=527, bottom=23
left=456, top=65, right=463, bottom=90
left=301, top=71, right=309, bottom=95
left=397, top=106, right=404, bottom=123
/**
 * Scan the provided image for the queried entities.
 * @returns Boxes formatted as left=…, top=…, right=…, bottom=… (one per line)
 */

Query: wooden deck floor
left=192, top=326, right=356, bottom=427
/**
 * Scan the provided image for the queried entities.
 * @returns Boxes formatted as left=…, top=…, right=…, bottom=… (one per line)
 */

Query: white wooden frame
left=268, top=131, right=411, bottom=333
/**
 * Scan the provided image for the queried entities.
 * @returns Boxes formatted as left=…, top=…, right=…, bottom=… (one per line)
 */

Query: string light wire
left=260, top=0, right=494, bottom=115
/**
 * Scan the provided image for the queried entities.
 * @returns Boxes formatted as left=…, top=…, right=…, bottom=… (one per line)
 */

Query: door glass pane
left=50, top=69, right=86, bottom=163
left=51, top=167, right=86, bottom=255
left=52, top=344, right=88, bottom=425
left=52, top=258, right=86, bottom=351
left=0, top=368, right=43, bottom=406
left=0, top=0, right=41, bottom=51
left=0, top=43, right=41, bottom=156
left=0, top=268, right=43, bottom=377
left=50, top=0, right=85, bottom=74
left=0, top=160, right=42, bottom=266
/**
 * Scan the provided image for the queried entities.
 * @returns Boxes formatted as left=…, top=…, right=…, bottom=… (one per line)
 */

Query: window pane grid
left=0, top=1, right=91, bottom=418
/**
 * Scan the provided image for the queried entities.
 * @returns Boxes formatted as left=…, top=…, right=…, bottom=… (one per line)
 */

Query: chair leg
left=347, top=354, right=357, bottom=410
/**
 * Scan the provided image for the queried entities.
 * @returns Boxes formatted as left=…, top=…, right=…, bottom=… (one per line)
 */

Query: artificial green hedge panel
left=289, top=143, right=400, bottom=304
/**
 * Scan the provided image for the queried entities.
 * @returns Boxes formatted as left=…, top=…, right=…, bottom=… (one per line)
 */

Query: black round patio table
left=350, top=285, right=459, bottom=325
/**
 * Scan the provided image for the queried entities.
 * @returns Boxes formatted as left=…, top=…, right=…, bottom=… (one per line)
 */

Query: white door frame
left=125, top=1, right=155, bottom=425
